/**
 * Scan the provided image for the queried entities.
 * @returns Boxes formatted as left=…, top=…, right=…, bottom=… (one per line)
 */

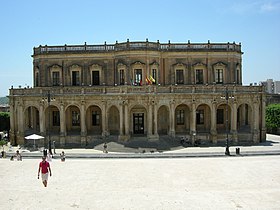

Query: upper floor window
left=196, top=69, right=203, bottom=84
left=134, top=69, right=142, bottom=86
left=215, top=69, right=223, bottom=84
left=152, top=69, right=157, bottom=84
left=92, top=71, right=100, bottom=85
left=72, top=71, right=80, bottom=86
left=176, top=69, right=184, bottom=84
left=35, top=72, right=39, bottom=87
left=52, top=71, right=60, bottom=86
left=119, top=69, right=125, bottom=85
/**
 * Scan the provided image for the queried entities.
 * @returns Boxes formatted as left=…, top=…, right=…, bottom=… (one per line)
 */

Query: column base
left=168, top=131, right=175, bottom=138
left=81, top=136, right=87, bottom=147
left=60, top=135, right=66, bottom=147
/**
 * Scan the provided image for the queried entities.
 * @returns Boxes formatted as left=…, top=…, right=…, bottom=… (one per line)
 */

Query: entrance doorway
left=133, top=113, right=144, bottom=134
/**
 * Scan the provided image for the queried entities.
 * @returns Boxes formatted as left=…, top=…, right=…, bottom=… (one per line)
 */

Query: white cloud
left=260, top=2, right=280, bottom=12
left=230, top=0, right=280, bottom=14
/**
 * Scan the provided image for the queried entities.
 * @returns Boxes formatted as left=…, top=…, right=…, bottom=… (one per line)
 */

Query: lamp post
left=225, top=88, right=230, bottom=156
left=222, top=87, right=234, bottom=156
left=42, top=90, right=55, bottom=155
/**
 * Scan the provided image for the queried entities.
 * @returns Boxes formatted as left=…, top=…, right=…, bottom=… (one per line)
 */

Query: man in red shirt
left=38, top=156, right=52, bottom=187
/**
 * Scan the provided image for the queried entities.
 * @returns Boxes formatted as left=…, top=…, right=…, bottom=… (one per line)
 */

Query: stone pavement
left=3, top=134, right=280, bottom=159
left=0, top=155, right=280, bottom=209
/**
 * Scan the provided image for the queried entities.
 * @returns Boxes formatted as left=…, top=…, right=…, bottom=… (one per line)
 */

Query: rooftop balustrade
left=33, top=40, right=242, bottom=55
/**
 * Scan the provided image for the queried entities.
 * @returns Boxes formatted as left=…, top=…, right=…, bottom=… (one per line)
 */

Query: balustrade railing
left=33, top=41, right=241, bottom=55
left=10, top=85, right=263, bottom=97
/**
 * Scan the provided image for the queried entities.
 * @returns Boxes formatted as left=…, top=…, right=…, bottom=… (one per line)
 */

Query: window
left=236, top=69, right=240, bottom=84
left=176, top=69, right=184, bottom=84
left=92, top=71, right=100, bottom=85
left=53, top=111, right=60, bottom=126
left=217, top=109, right=224, bottom=124
left=72, top=71, right=80, bottom=86
left=119, top=69, right=125, bottom=85
left=52, top=71, right=60, bottom=86
left=196, top=69, right=203, bottom=84
left=134, top=69, right=142, bottom=86
left=152, top=69, right=157, bottom=84
left=196, top=110, right=204, bottom=124
left=176, top=109, right=184, bottom=125
left=72, top=111, right=80, bottom=126
left=215, top=69, right=223, bottom=84
left=35, top=72, right=39, bottom=87
left=92, top=111, right=100, bottom=126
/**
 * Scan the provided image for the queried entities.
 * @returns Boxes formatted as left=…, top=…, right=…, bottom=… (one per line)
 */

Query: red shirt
left=39, top=161, right=50, bottom=174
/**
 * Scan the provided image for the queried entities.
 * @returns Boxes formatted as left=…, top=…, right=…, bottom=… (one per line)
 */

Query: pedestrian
left=60, top=151, right=66, bottom=162
left=47, top=151, right=52, bottom=162
left=38, top=156, right=52, bottom=187
left=103, top=142, right=108, bottom=153
left=14, top=150, right=22, bottom=161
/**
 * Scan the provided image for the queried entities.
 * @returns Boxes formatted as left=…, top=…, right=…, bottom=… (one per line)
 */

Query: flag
left=146, top=76, right=151, bottom=85
left=149, top=75, right=155, bottom=83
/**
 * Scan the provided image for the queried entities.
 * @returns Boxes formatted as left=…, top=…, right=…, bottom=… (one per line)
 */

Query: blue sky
left=0, top=0, right=279, bottom=96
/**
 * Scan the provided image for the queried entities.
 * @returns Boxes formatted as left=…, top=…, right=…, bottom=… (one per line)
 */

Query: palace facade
left=9, top=40, right=266, bottom=147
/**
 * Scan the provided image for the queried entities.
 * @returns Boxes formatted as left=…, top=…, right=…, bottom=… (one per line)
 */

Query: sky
left=0, top=0, right=279, bottom=97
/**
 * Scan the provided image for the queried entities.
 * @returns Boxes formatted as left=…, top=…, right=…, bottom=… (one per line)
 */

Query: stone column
left=210, top=102, right=217, bottom=144
left=17, top=102, right=25, bottom=145
left=153, top=102, right=159, bottom=138
left=147, top=102, right=153, bottom=137
left=118, top=101, right=125, bottom=141
left=253, top=100, right=260, bottom=143
left=231, top=101, right=238, bottom=143
left=80, top=101, right=87, bottom=146
left=124, top=101, right=130, bottom=140
left=169, top=100, right=175, bottom=137
left=59, top=103, right=66, bottom=147
left=102, top=101, right=108, bottom=137
left=39, top=102, right=45, bottom=135
left=190, top=102, right=196, bottom=144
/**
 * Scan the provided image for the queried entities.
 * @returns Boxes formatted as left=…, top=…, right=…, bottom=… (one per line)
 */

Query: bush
left=0, top=112, right=10, bottom=132
left=266, top=104, right=280, bottom=134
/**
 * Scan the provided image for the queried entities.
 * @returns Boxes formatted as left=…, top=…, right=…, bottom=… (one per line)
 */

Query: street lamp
left=221, top=87, right=234, bottom=156
left=42, top=90, right=55, bottom=155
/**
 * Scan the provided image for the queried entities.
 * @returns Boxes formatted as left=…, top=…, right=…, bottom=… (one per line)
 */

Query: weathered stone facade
left=9, top=40, right=266, bottom=147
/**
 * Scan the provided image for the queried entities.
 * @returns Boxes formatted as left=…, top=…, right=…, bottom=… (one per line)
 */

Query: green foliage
left=0, top=112, right=10, bottom=131
left=266, top=104, right=280, bottom=133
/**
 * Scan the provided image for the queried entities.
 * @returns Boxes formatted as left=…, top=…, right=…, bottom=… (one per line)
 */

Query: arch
left=196, top=104, right=211, bottom=133
left=175, top=104, right=190, bottom=134
left=24, top=106, right=40, bottom=135
left=86, top=105, right=102, bottom=135
left=158, top=105, right=169, bottom=135
left=108, top=105, right=120, bottom=135
left=216, top=103, right=232, bottom=134
left=45, top=105, right=60, bottom=135
left=65, top=105, right=81, bottom=135
left=237, top=103, right=252, bottom=132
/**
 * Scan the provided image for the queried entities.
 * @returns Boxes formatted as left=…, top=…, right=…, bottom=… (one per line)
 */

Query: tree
left=266, top=104, right=280, bottom=134
left=0, top=112, right=10, bottom=131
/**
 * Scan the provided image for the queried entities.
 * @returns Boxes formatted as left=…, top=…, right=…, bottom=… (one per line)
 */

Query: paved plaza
left=1, top=155, right=280, bottom=210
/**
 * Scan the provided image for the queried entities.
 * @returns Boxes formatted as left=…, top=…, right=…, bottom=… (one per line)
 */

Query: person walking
left=38, top=156, right=52, bottom=187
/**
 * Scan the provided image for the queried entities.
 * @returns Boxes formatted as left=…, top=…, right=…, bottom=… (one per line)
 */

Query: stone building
left=9, top=40, right=266, bottom=147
